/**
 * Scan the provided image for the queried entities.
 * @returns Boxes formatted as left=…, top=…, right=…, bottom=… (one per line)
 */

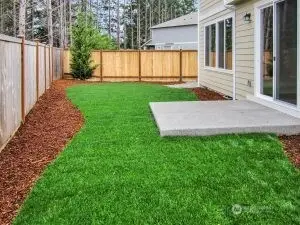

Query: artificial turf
left=14, top=83, right=300, bottom=225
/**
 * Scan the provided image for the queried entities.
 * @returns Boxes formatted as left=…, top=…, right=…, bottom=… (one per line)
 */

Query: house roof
left=151, top=12, right=198, bottom=29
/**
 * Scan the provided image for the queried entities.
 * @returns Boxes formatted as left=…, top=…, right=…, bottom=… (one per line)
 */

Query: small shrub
left=70, top=11, right=116, bottom=80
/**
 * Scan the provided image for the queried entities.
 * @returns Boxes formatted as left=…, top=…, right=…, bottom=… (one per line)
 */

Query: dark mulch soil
left=190, top=87, right=227, bottom=101
left=280, top=136, right=300, bottom=168
left=0, top=80, right=84, bottom=225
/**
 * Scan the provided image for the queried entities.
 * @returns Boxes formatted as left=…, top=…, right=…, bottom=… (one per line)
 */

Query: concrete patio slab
left=150, top=100, right=300, bottom=136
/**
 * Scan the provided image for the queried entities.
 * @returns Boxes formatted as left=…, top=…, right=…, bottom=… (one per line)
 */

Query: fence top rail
left=64, top=49, right=197, bottom=53
left=0, top=34, right=22, bottom=44
left=25, top=40, right=37, bottom=47
left=0, top=34, right=53, bottom=48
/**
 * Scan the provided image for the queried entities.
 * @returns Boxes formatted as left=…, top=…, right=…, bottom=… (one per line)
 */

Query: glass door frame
left=254, top=0, right=299, bottom=109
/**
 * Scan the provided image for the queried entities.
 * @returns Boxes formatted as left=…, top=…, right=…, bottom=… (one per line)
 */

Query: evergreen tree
left=70, top=11, right=116, bottom=80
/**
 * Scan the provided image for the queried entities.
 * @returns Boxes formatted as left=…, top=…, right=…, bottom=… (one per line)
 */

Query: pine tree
left=70, top=11, right=116, bottom=80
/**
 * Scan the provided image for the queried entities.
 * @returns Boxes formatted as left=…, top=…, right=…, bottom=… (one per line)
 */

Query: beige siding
left=235, top=0, right=257, bottom=99
left=200, top=0, right=223, bottom=12
left=198, top=0, right=259, bottom=99
left=199, top=7, right=235, bottom=97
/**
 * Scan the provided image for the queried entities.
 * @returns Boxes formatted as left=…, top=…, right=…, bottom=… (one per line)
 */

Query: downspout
left=233, top=9, right=236, bottom=100
left=297, top=0, right=300, bottom=109
left=197, top=0, right=201, bottom=87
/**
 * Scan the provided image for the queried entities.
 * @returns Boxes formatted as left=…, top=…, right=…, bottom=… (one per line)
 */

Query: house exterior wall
left=151, top=25, right=198, bottom=50
left=198, top=2, right=235, bottom=97
left=235, top=1, right=258, bottom=99
left=200, top=0, right=224, bottom=12
left=198, top=0, right=259, bottom=99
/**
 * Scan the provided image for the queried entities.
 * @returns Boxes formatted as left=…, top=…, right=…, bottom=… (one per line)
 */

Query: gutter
left=197, top=0, right=201, bottom=87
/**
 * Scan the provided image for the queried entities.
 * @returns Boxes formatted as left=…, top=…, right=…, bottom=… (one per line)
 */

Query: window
left=205, top=24, right=216, bottom=67
left=218, top=21, right=225, bottom=68
left=205, top=17, right=233, bottom=71
left=225, top=18, right=233, bottom=70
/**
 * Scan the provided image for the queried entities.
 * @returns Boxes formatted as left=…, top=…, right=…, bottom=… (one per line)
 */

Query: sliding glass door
left=274, top=0, right=297, bottom=105
left=261, top=5, right=274, bottom=97
left=258, top=0, right=298, bottom=106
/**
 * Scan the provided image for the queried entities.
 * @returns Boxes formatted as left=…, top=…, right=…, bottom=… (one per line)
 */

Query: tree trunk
left=13, top=0, right=17, bottom=37
left=18, top=0, right=26, bottom=37
left=117, top=0, right=120, bottom=49
left=123, top=0, right=126, bottom=49
left=130, top=0, right=134, bottom=48
left=69, top=0, right=72, bottom=45
left=47, top=0, right=53, bottom=45
left=137, top=0, right=141, bottom=49
left=59, top=0, right=64, bottom=47
left=108, top=0, right=111, bottom=37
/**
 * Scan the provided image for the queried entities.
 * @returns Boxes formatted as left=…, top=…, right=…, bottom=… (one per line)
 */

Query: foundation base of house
left=150, top=100, right=300, bottom=136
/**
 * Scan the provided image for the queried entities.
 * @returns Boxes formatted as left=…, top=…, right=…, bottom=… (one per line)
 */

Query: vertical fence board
left=182, top=51, right=198, bottom=80
left=24, top=44, right=37, bottom=114
left=0, top=38, right=22, bottom=148
left=38, top=45, right=46, bottom=96
left=53, top=48, right=62, bottom=80
left=45, top=47, right=50, bottom=88
left=0, top=34, right=63, bottom=150
left=91, top=51, right=100, bottom=77
left=63, top=49, right=71, bottom=74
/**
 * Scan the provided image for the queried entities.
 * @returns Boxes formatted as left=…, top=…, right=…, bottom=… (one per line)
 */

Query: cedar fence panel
left=38, top=44, right=46, bottom=97
left=0, top=34, right=63, bottom=150
left=64, top=50, right=198, bottom=82
left=24, top=42, right=37, bottom=114
left=53, top=48, right=63, bottom=81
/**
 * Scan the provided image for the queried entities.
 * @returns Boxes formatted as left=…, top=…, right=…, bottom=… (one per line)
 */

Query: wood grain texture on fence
left=0, top=36, right=22, bottom=150
left=24, top=44, right=37, bottom=115
left=53, top=48, right=63, bottom=81
left=0, top=34, right=63, bottom=150
left=38, top=45, right=46, bottom=97
left=63, top=50, right=198, bottom=82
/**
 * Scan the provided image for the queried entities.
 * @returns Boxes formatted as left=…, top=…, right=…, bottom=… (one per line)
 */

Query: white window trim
left=254, top=0, right=273, bottom=99
left=204, top=13, right=235, bottom=74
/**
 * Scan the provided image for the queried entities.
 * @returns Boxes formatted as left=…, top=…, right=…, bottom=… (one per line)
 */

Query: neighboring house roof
left=151, top=12, right=198, bottom=29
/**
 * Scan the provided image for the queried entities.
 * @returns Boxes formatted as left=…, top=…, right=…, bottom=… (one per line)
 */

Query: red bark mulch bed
left=190, top=87, right=227, bottom=101
left=280, top=136, right=300, bottom=168
left=0, top=80, right=84, bottom=225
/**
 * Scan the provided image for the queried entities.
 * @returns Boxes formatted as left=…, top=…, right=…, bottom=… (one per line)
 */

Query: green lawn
left=14, top=83, right=300, bottom=225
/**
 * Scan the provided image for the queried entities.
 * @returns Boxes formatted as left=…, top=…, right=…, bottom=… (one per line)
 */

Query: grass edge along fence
left=64, top=50, right=198, bottom=82
left=0, top=34, right=64, bottom=150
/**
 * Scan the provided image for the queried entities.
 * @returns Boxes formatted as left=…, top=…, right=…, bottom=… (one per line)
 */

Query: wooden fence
left=64, top=50, right=198, bottom=82
left=0, top=34, right=63, bottom=149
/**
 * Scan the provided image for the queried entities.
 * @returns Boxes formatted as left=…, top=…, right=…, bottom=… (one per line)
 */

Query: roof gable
left=151, top=12, right=198, bottom=29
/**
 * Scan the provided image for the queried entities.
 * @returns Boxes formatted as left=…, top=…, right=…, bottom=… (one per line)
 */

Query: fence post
left=100, top=50, right=103, bottom=82
left=52, top=47, right=55, bottom=81
left=49, top=46, right=51, bottom=84
left=179, top=50, right=183, bottom=82
left=44, top=46, right=47, bottom=90
left=20, top=36, right=26, bottom=122
left=139, top=50, right=141, bottom=82
left=35, top=39, right=39, bottom=99
left=61, top=49, right=64, bottom=79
